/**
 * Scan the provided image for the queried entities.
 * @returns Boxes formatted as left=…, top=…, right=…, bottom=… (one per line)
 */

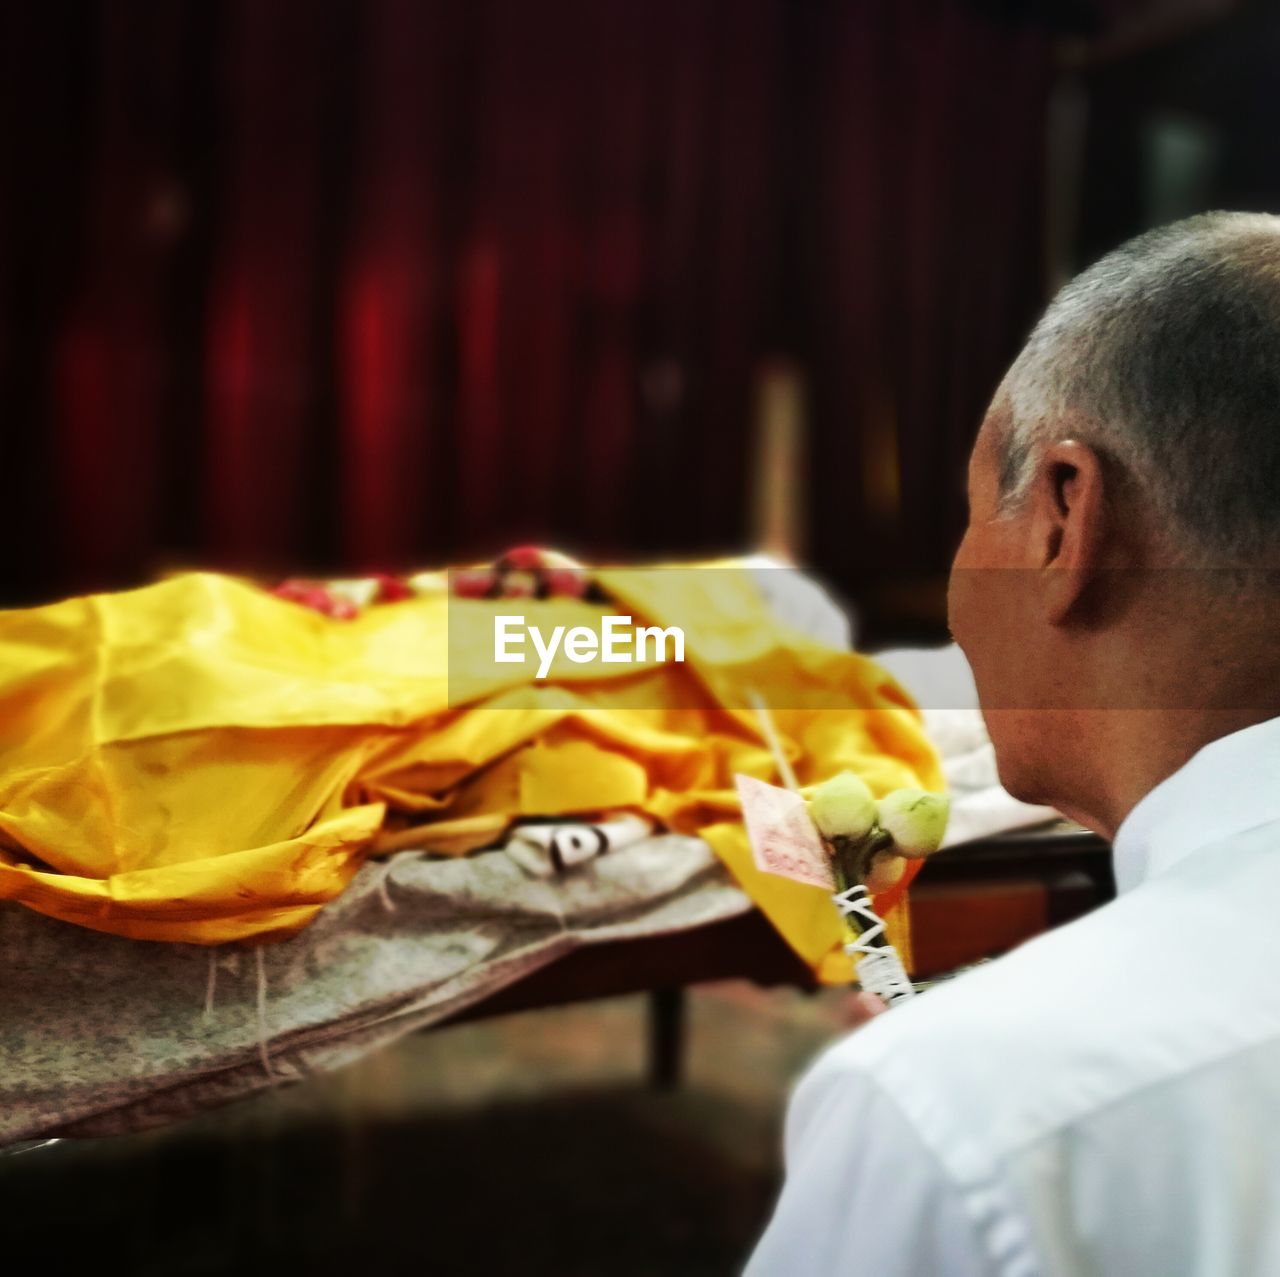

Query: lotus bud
left=877, top=788, right=950, bottom=858
left=806, top=770, right=877, bottom=842
left=864, top=850, right=907, bottom=894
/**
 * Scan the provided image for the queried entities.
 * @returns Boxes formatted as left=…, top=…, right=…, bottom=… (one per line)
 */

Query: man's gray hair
left=997, top=211, right=1280, bottom=563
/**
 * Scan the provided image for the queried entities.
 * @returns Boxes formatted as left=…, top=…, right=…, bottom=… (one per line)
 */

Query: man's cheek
left=981, top=709, right=1037, bottom=799
left=946, top=559, right=979, bottom=654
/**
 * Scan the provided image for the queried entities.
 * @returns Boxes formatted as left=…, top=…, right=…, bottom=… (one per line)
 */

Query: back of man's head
left=952, top=213, right=1280, bottom=833
left=997, top=211, right=1280, bottom=567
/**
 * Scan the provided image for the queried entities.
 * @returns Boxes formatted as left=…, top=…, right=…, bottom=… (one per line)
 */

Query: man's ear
left=1026, top=439, right=1108, bottom=625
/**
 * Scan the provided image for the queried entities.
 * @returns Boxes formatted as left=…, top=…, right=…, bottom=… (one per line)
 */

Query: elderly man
left=747, top=212, right=1280, bottom=1276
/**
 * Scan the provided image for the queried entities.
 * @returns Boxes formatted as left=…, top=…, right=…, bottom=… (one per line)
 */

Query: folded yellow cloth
left=0, top=566, right=941, bottom=978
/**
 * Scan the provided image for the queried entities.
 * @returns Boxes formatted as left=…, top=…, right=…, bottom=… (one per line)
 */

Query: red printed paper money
left=735, top=773, right=835, bottom=890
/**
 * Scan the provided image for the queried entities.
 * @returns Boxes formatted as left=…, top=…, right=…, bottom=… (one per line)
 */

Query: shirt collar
left=1112, top=715, right=1280, bottom=895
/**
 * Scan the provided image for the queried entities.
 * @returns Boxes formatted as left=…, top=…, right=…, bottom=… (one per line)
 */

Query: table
left=443, top=824, right=1114, bottom=1086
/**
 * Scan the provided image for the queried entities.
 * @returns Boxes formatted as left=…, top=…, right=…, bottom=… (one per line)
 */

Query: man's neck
left=1068, top=705, right=1280, bottom=842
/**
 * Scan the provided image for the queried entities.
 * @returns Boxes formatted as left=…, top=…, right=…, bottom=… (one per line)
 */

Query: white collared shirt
left=747, top=715, right=1280, bottom=1277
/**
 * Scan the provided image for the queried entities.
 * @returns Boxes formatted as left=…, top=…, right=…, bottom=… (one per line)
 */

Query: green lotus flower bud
left=864, top=849, right=907, bottom=894
left=877, top=788, right=950, bottom=857
left=806, top=770, right=877, bottom=841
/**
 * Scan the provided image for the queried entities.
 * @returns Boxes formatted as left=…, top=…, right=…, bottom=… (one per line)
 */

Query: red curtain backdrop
left=0, top=0, right=1051, bottom=608
left=797, top=3, right=1051, bottom=585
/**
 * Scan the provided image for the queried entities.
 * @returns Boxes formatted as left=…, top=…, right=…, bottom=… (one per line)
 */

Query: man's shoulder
left=816, top=875, right=1280, bottom=1170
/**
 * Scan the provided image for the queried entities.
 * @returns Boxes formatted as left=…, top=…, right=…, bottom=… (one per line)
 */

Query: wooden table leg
left=647, top=988, right=685, bottom=1091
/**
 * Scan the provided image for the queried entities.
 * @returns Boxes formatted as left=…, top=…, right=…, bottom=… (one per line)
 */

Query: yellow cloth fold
left=0, top=567, right=941, bottom=975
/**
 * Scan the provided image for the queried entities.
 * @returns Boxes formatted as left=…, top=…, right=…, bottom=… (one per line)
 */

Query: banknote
left=735, top=773, right=834, bottom=890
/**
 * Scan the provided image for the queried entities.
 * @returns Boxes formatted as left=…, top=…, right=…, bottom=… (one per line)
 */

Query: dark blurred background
left=8, top=0, right=1277, bottom=638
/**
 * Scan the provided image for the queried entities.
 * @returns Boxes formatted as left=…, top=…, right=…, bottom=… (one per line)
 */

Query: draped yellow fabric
left=0, top=567, right=941, bottom=979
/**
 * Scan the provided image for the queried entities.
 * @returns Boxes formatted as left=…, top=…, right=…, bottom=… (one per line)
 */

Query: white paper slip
left=734, top=773, right=835, bottom=891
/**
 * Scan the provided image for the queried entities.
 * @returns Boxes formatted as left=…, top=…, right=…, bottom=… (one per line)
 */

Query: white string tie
left=833, top=883, right=915, bottom=1005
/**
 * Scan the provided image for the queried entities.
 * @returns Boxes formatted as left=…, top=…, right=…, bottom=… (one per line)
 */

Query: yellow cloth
left=0, top=566, right=941, bottom=978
